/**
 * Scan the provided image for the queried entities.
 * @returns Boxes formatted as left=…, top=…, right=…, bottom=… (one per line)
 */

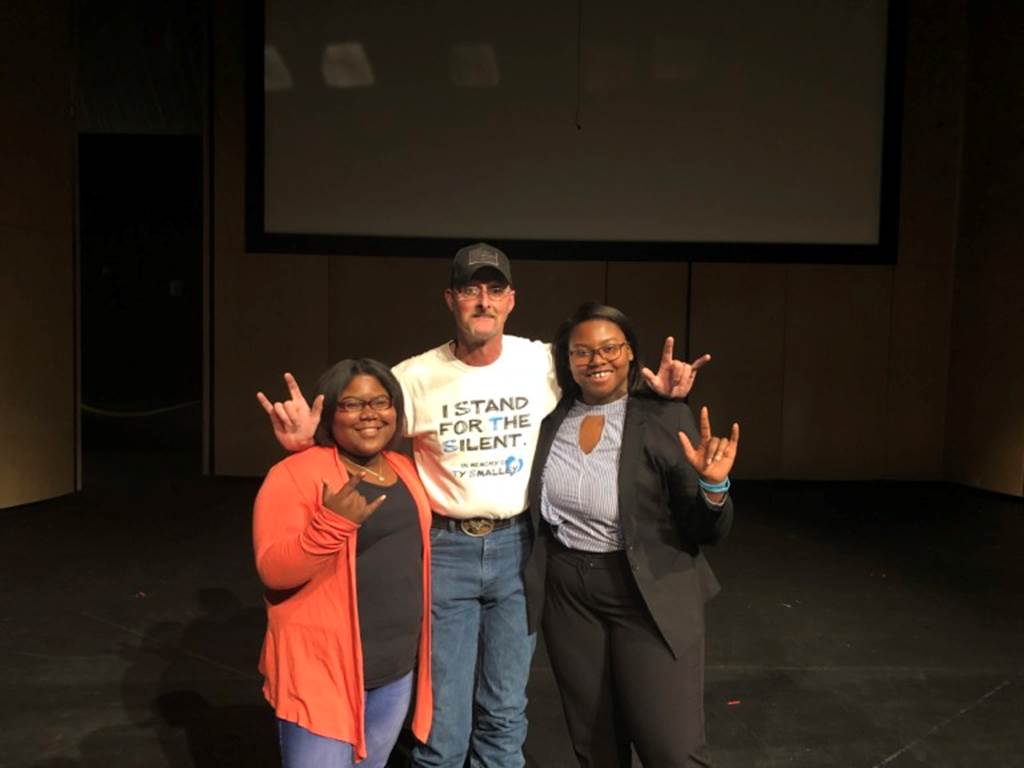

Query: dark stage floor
left=3, top=420, right=1022, bottom=767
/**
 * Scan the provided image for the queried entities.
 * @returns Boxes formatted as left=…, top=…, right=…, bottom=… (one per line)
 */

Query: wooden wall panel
left=326, top=255, right=452, bottom=366
left=214, top=251, right=330, bottom=476
left=944, top=1, right=1024, bottom=496
left=503, top=259, right=606, bottom=344
left=878, top=1, right=963, bottom=480
left=0, top=229, right=75, bottom=508
left=945, top=262, right=1024, bottom=493
left=0, top=147, right=71, bottom=235
left=781, top=266, right=892, bottom=478
left=0, top=3, right=75, bottom=509
left=606, top=261, right=688, bottom=373
left=0, top=6, right=71, bottom=234
left=689, top=264, right=786, bottom=479
left=884, top=264, right=953, bottom=479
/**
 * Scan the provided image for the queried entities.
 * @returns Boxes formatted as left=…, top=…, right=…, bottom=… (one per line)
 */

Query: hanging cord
left=82, top=401, right=201, bottom=418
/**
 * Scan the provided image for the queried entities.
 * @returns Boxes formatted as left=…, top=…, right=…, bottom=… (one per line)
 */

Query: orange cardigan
left=253, top=446, right=432, bottom=760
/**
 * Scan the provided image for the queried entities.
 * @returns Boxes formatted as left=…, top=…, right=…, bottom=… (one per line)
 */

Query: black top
left=356, top=477, right=422, bottom=688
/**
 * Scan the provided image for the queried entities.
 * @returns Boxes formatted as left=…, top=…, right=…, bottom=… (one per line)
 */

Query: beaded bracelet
left=698, top=476, right=731, bottom=494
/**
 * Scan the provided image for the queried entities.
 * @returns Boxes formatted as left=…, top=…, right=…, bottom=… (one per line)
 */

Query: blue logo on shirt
left=505, top=456, right=524, bottom=476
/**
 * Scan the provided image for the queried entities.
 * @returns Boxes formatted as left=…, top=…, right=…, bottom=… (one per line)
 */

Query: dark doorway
left=78, top=133, right=202, bottom=482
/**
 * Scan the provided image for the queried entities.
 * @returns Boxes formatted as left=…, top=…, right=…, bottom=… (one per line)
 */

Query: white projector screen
left=249, top=0, right=902, bottom=260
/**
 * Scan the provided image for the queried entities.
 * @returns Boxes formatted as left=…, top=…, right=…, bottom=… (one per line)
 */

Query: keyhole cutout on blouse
left=578, top=414, right=605, bottom=455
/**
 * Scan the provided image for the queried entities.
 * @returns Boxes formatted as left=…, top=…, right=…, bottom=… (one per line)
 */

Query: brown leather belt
left=431, top=511, right=527, bottom=537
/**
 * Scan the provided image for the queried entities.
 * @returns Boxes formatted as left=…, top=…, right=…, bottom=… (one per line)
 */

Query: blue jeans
left=277, top=671, right=413, bottom=768
left=411, top=516, right=536, bottom=768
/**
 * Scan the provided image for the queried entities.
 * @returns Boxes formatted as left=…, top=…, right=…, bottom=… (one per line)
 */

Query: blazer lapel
left=616, top=397, right=646, bottom=543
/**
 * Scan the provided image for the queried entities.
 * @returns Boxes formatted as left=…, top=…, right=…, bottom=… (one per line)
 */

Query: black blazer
left=524, top=393, right=734, bottom=658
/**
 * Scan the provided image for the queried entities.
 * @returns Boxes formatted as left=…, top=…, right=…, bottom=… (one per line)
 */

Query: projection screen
left=247, top=0, right=903, bottom=262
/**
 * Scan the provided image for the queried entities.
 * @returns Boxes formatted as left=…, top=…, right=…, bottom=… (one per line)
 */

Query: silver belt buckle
left=460, top=518, right=495, bottom=537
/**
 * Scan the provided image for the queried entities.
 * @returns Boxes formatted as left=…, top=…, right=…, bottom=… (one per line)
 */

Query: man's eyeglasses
left=337, top=396, right=393, bottom=413
left=453, top=283, right=512, bottom=300
left=568, top=342, right=630, bottom=364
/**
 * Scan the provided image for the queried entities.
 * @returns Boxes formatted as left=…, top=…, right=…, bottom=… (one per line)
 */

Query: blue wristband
left=698, top=476, right=731, bottom=494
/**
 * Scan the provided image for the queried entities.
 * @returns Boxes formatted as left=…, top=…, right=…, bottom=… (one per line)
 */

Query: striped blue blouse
left=540, top=396, right=628, bottom=553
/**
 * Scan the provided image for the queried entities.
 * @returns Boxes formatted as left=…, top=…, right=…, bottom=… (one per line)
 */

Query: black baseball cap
left=450, top=242, right=512, bottom=286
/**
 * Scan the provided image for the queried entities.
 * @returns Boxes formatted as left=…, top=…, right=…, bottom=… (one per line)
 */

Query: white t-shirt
left=392, top=335, right=561, bottom=519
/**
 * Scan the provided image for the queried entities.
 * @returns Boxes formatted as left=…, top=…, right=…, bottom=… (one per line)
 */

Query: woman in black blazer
left=524, top=303, right=738, bottom=767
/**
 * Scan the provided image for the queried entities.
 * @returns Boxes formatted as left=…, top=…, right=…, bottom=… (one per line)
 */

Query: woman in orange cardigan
left=254, top=359, right=432, bottom=767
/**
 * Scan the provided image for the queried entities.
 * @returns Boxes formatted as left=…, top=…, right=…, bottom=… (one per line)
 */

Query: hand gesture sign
left=678, top=406, right=740, bottom=485
left=322, top=473, right=387, bottom=525
left=641, top=337, right=712, bottom=400
left=256, top=372, right=322, bottom=452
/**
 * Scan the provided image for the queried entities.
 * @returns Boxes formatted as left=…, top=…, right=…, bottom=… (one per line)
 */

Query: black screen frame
left=244, top=1, right=906, bottom=264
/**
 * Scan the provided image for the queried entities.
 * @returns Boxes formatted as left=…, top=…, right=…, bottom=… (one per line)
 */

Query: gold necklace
left=339, top=453, right=386, bottom=482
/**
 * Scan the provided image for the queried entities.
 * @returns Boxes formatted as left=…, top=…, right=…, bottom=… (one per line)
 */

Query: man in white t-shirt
left=257, top=243, right=708, bottom=768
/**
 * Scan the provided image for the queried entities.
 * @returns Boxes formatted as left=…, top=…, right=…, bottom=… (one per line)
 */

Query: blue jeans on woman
left=412, top=516, right=536, bottom=768
left=277, top=670, right=413, bottom=768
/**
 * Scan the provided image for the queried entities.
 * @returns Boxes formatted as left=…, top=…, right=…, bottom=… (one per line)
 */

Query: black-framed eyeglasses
left=453, top=283, right=512, bottom=300
left=337, top=395, right=393, bottom=413
left=568, top=342, right=630, bottom=364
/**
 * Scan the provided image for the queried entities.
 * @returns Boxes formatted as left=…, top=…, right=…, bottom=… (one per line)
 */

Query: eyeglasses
left=568, top=342, right=630, bottom=364
left=453, top=283, right=512, bottom=300
left=337, top=395, right=393, bottom=413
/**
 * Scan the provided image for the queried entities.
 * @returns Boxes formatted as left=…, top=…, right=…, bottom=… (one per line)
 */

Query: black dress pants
left=542, top=543, right=711, bottom=768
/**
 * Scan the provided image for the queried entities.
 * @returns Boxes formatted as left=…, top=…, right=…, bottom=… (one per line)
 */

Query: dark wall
left=0, top=2, right=76, bottom=508
left=945, top=2, right=1024, bottom=494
